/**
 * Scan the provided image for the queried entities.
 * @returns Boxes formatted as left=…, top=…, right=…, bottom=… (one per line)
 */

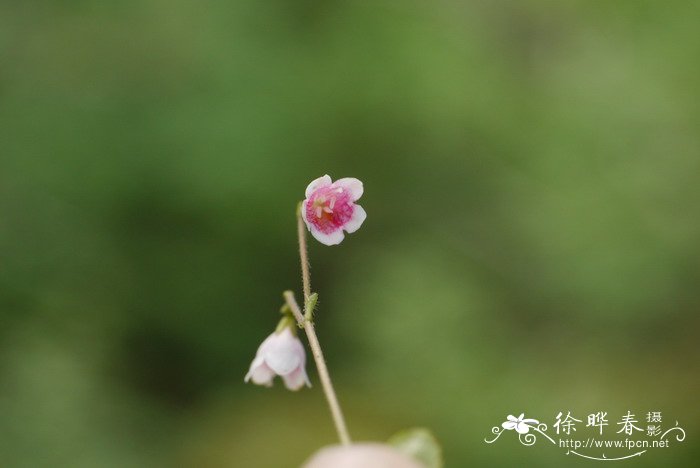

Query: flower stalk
left=284, top=207, right=352, bottom=446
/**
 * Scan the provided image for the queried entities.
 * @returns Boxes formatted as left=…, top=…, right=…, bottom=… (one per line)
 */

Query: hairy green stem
left=285, top=207, right=351, bottom=446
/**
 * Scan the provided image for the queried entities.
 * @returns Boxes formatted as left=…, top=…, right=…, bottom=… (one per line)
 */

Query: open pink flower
left=301, top=175, right=366, bottom=246
left=244, top=327, right=311, bottom=391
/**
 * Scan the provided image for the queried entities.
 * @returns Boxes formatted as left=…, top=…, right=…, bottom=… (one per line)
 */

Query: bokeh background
left=1, top=1, right=699, bottom=466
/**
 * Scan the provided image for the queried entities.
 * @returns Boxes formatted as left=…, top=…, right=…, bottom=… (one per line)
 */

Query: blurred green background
left=1, top=1, right=699, bottom=466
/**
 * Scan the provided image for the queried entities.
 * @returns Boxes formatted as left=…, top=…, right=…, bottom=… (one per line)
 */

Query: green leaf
left=388, top=428, right=443, bottom=468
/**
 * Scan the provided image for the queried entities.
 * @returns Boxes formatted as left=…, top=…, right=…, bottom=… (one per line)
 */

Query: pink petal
left=309, top=227, right=345, bottom=246
left=333, top=177, right=363, bottom=201
left=305, top=175, right=332, bottom=198
left=282, top=366, right=311, bottom=391
left=264, top=329, right=303, bottom=375
left=266, top=351, right=300, bottom=376
left=245, top=357, right=275, bottom=387
left=343, top=204, right=366, bottom=233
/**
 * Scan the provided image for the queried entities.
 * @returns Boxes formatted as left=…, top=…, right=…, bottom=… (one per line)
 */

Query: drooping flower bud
left=244, top=321, right=311, bottom=391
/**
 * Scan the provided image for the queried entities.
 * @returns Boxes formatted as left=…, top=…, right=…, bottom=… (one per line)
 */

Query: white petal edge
left=301, top=199, right=309, bottom=225
left=333, top=177, right=363, bottom=200
left=245, top=358, right=275, bottom=387
left=282, top=367, right=311, bottom=391
left=254, top=332, right=276, bottom=356
left=305, top=175, right=332, bottom=198
left=343, top=204, right=366, bottom=233
left=244, top=356, right=264, bottom=382
left=502, top=421, right=517, bottom=430
left=310, top=227, right=345, bottom=246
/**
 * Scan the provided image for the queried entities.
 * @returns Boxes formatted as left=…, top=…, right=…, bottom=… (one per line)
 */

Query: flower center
left=306, top=186, right=353, bottom=233
left=312, top=193, right=338, bottom=219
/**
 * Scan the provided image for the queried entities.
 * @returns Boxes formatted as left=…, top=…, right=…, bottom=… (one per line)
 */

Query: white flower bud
left=244, top=327, right=311, bottom=391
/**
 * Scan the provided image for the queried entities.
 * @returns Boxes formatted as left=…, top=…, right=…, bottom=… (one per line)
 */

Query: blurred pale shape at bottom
left=303, top=443, right=424, bottom=468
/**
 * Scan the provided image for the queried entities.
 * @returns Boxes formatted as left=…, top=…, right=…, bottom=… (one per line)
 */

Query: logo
left=484, top=411, right=686, bottom=461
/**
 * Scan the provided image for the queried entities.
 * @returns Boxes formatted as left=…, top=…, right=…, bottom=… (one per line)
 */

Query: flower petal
left=522, top=418, right=539, bottom=425
left=264, top=328, right=304, bottom=375
left=245, top=357, right=275, bottom=387
left=244, top=356, right=263, bottom=382
left=333, top=177, right=363, bottom=200
left=507, top=415, right=518, bottom=422
left=502, top=421, right=517, bottom=430
left=254, top=332, right=278, bottom=355
left=309, top=227, right=345, bottom=246
left=305, top=175, right=332, bottom=198
left=343, top=204, right=366, bottom=234
left=282, top=366, right=311, bottom=391
left=301, top=200, right=309, bottom=224
left=266, top=351, right=300, bottom=376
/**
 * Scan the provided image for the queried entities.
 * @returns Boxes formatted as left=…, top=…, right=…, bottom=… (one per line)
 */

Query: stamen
left=315, top=206, right=323, bottom=218
left=329, top=196, right=336, bottom=210
left=323, top=206, right=333, bottom=213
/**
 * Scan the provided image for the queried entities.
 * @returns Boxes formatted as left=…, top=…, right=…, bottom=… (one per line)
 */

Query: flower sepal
left=275, top=314, right=297, bottom=335
left=304, top=292, right=318, bottom=322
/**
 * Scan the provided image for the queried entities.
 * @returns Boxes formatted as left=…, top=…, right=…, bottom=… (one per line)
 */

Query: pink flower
left=301, top=175, right=366, bottom=246
left=244, top=327, right=311, bottom=391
